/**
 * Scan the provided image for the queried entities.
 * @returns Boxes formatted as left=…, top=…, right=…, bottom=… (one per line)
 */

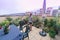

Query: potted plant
left=4, top=25, right=9, bottom=35
left=49, top=27, right=56, bottom=38
left=46, top=19, right=57, bottom=40
left=3, top=20, right=10, bottom=35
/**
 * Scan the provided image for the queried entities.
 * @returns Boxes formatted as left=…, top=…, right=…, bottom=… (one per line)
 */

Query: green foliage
left=49, top=19, right=54, bottom=27
left=13, top=18, right=20, bottom=26
left=44, top=19, right=48, bottom=27
left=0, top=20, right=10, bottom=27
left=49, top=27, right=56, bottom=38
left=25, top=16, right=41, bottom=28
left=6, top=17, right=12, bottom=21
left=0, top=18, right=11, bottom=34
left=56, top=23, right=60, bottom=31
left=34, top=22, right=41, bottom=28
left=24, top=17, right=29, bottom=22
left=4, top=26, right=9, bottom=34
left=23, top=16, right=60, bottom=38
left=43, top=19, right=57, bottom=38
left=1, top=20, right=10, bottom=34
left=47, top=19, right=56, bottom=28
left=43, top=27, right=49, bottom=33
left=33, top=17, right=41, bottom=28
left=32, top=16, right=39, bottom=22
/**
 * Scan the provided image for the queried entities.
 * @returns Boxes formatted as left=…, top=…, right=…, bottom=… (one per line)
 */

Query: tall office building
left=43, top=0, right=46, bottom=14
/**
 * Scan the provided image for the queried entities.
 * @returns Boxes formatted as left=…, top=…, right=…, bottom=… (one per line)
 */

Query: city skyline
left=0, top=0, right=60, bottom=15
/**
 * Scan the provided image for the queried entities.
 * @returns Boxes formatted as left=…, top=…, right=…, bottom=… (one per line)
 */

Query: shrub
left=6, top=17, right=12, bottom=22
left=4, top=25, right=9, bottom=34
left=43, top=27, right=49, bottom=33
left=24, top=17, right=29, bottom=22
left=0, top=20, right=10, bottom=35
left=33, top=18, right=41, bottom=28
left=43, top=19, right=57, bottom=38
left=12, top=18, right=20, bottom=26
left=49, top=28, right=56, bottom=38
left=44, top=18, right=48, bottom=27
left=47, top=19, right=56, bottom=28
left=0, top=20, right=10, bottom=27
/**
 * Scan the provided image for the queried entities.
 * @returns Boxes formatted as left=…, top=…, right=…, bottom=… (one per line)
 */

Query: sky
left=0, top=0, right=60, bottom=15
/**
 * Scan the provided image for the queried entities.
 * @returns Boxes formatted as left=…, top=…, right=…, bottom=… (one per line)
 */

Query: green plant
left=24, top=17, right=29, bottom=22
left=44, top=18, right=48, bottom=27
left=0, top=20, right=10, bottom=30
left=54, top=23, right=60, bottom=34
left=33, top=18, right=41, bottom=28
left=49, top=28, right=56, bottom=38
left=4, top=25, right=9, bottom=34
left=2, top=20, right=10, bottom=35
left=32, top=16, right=39, bottom=22
left=13, top=18, right=20, bottom=26
left=43, top=27, right=49, bottom=33
left=56, top=23, right=60, bottom=30
left=6, top=17, right=12, bottom=22
left=46, top=19, right=57, bottom=38
left=47, top=19, right=56, bottom=28
left=42, top=19, right=57, bottom=38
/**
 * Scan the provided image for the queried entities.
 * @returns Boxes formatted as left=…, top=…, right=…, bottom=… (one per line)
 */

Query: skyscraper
left=43, top=0, right=46, bottom=14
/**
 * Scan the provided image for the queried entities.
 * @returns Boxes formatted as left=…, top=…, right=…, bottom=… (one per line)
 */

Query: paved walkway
left=24, top=26, right=50, bottom=40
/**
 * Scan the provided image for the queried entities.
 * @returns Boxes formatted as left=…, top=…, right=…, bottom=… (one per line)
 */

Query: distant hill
left=0, top=13, right=27, bottom=17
